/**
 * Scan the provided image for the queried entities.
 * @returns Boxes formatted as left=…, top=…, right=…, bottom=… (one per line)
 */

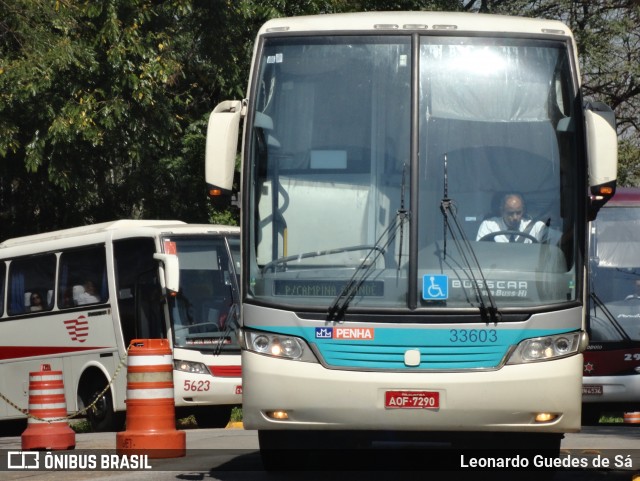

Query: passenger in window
left=30, top=292, right=44, bottom=312
left=61, top=287, right=74, bottom=308
left=76, top=280, right=100, bottom=305
left=476, top=193, right=547, bottom=244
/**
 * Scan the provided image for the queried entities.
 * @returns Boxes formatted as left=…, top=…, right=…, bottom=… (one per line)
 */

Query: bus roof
left=258, top=11, right=572, bottom=37
left=0, top=220, right=239, bottom=249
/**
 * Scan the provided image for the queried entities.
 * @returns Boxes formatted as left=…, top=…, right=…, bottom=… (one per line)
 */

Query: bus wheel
left=194, top=405, right=233, bottom=428
left=2, top=419, right=27, bottom=436
left=581, top=406, right=601, bottom=426
left=258, top=430, right=299, bottom=471
left=82, top=381, right=124, bottom=432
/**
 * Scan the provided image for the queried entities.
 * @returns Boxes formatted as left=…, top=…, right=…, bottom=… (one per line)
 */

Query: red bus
left=583, top=187, right=640, bottom=423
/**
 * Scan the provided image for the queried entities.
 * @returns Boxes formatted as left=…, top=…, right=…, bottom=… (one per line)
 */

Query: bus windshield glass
left=248, top=34, right=579, bottom=313
left=590, top=206, right=640, bottom=342
left=166, top=236, right=239, bottom=350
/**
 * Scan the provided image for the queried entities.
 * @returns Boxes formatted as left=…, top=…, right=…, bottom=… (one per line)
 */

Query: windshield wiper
left=397, top=163, right=409, bottom=272
left=214, top=303, right=240, bottom=356
left=327, top=211, right=408, bottom=322
left=327, top=163, right=409, bottom=322
left=440, top=154, right=500, bottom=323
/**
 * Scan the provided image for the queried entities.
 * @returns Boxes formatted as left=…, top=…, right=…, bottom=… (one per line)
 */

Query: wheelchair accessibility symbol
left=422, top=274, right=448, bottom=300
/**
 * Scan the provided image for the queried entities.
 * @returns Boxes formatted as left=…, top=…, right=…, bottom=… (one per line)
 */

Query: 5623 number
left=183, top=380, right=211, bottom=392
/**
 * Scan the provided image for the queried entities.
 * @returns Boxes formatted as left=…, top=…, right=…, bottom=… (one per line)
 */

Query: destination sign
left=273, top=280, right=384, bottom=297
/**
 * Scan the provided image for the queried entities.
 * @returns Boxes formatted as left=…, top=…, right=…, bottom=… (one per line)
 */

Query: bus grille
left=315, top=343, right=508, bottom=370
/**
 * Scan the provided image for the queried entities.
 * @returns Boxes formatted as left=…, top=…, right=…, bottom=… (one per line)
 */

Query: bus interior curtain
left=101, top=268, right=108, bottom=301
left=10, top=271, right=25, bottom=314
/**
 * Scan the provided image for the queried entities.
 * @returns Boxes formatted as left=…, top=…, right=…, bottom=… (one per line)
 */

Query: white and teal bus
left=0, top=220, right=241, bottom=432
left=205, top=11, right=617, bottom=460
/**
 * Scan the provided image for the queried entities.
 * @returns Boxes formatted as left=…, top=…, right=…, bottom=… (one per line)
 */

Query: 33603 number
left=449, top=329, right=497, bottom=343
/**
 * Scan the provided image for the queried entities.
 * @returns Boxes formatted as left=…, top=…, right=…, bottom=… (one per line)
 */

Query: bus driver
left=476, top=193, right=547, bottom=244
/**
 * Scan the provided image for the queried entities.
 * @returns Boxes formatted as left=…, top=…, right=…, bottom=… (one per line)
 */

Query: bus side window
left=8, top=254, right=56, bottom=315
left=58, top=245, right=107, bottom=309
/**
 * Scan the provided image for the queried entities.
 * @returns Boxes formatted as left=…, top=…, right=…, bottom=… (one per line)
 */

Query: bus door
left=113, top=238, right=167, bottom=346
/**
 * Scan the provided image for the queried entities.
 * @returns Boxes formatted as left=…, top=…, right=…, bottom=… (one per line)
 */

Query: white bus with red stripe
left=0, top=220, right=241, bottom=431
left=583, top=188, right=640, bottom=423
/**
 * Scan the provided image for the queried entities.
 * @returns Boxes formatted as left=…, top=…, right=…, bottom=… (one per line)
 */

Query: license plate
left=385, top=390, right=439, bottom=409
left=582, top=385, right=603, bottom=395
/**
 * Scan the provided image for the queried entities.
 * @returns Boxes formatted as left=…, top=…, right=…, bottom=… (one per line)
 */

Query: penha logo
left=64, top=316, right=89, bottom=342
left=315, top=327, right=334, bottom=339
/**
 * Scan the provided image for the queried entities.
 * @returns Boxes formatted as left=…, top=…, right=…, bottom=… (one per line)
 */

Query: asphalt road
left=1, top=424, right=639, bottom=481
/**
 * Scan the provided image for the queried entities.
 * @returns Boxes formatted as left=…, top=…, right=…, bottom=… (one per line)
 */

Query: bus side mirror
left=585, top=101, right=618, bottom=220
left=205, top=100, right=244, bottom=194
left=154, top=253, right=180, bottom=293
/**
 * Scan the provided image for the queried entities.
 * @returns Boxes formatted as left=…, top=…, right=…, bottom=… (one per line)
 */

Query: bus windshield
left=248, top=34, right=579, bottom=313
left=166, top=236, right=239, bottom=351
left=590, top=206, right=640, bottom=342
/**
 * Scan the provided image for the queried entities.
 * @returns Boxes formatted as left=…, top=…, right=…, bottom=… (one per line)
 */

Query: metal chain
left=0, top=346, right=130, bottom=424
left=0, top=391, right=29, bottom=418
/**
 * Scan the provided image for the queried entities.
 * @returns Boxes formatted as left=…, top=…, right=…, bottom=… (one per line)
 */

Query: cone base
left=116, top=430, right=186, bottom=458
left=21, top=423, right=76, bottom=451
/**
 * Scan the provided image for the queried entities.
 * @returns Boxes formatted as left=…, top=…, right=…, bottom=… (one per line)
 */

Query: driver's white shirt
left=476, top=217, right=547, bottom=243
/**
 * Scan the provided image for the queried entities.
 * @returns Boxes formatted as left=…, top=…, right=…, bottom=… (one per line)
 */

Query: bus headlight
left=174, top=359, right=211, bottom=374
left=244, top=330, right=317, bottom=362
left=506, top=332, right=581, bottom=364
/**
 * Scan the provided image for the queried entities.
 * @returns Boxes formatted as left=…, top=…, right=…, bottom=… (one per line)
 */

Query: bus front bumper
left=242, top=351, right=583, bottom=433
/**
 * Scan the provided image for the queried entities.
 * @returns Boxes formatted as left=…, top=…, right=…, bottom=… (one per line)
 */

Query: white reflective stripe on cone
left=127, top=355, right=173, bottom=366
left=29, top=403, right=67, bottom=410
left=30, top=373, right=64, bottom=381
left=29, top=389, right=65, bottom=395
left=126, top=388, right=175, bottom=399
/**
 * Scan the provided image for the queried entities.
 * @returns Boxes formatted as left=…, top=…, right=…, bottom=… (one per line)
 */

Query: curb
left=225, top=421, right=244, bottom=429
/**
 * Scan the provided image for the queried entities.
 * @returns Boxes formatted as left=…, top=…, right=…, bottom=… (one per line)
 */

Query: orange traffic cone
left=21, top=364, right=76, bottom=450
left=624, top=412, right=640, bottom=424
left=116, top=339, right=185, bottom=458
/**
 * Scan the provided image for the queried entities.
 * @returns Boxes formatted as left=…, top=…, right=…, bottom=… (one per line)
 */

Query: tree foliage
left=1, top=0, right=209, bottom=235
left=0, top=0, right=638, bottom=240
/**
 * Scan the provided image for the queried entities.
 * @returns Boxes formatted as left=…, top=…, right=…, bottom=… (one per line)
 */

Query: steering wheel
left=478, top=230, right=538, bottom=243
